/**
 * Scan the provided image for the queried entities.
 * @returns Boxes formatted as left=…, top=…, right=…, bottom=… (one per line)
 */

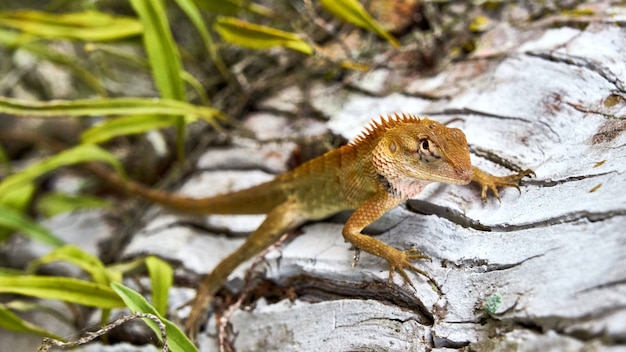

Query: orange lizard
left=91, top=113, right=533, bottom=340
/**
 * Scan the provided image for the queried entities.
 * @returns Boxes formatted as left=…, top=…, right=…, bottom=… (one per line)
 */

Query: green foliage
left=0, top=183, right=38, bottom=242
left=26, top=245, right=119, bottom=284
left=0, top=10, right=142, bottom=41
left=0, top=203, right=64, bottom=246
left=81, top=114, right=199, bottom=144
left=0, top=144, right=125, bottom=198
left=320, top=0, right=400, bottom=47
left=130, top=0, right=187, bottom=159
left=35, top=193, right=111, bottom=218
left=130, top=0, right=185, bottom=101
left=145, top=256, right=173, bottom=316
left=0, top=96, right=223, bottom=119
left=0, top=245, right=176, bottom=343
left=174, top=0, right=230, bottom=80
left=195, top=0, right=272, bottom=16
left=214, top=17, right=314, bottom=54
left=0, top=305, right=63, bottom=340
left=112, top=282, right=198, bottom=352
left=0, top=275, right=124, bottom=308
left=0, top=0, right=398, bottom=343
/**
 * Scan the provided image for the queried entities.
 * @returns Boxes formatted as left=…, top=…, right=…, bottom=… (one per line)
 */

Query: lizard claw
left=475, top=168, right=534, bottom=202
left=387, top=247, right=432, bottom=289
left=352, top=248, right=361, bottom=268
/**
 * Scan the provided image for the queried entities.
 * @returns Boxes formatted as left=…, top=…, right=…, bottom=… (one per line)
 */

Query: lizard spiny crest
left=350, top=113, right=422, bottom=148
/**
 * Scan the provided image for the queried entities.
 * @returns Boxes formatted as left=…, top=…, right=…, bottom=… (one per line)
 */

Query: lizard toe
left=386, top=248, right=432, bottom=289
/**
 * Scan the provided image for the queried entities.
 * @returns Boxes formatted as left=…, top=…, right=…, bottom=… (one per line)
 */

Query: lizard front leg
left=184, top=201, right=305, bottom=341
left=472, top=166, right=534, bottom=201
left=342, top=191, right=430, bottom=288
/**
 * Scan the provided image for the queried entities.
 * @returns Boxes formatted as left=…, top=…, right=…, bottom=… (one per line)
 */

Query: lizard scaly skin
left=89, top=113, right=533, bottom=341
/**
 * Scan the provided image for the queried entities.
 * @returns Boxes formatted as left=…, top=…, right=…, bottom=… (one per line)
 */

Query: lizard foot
left=473, top=167, right=535, bottom=201
left=386, top=247, right=431, bottom=289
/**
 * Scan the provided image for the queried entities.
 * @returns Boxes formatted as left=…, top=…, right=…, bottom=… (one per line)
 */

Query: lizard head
left=372, top=117, right=473, bottom=188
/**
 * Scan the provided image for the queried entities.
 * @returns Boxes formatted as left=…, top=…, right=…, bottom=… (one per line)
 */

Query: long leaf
left=320, top=0, right=399, bottom=47
left=0, top=304, right=63, bottom=339
left=36, top=192, right=111, bottom=218
left=130, top=0, right=188, bottom=160
left=129, top=0, right=185, bottom=101
left=195, top=0, right=243, bottom=15
left=111, top=282, right=198, bottom=352
left=174, top=0, right=231, bottom=83
left=0, top=10, right=142, bottom=41
left=0, top=276, right=124, bottom=308
left=0, top=144, right=124, bottom=197
left=214, top=17, right=314, bottom=55
left=27, top=245, right=113, bottom=286
left=0, top=142, right=9, bottom=171
left=0, top=96, right=223, bottom=120
left=145, top=256, right=173, bottom=316
left=195, top=0, right=273, bottom=16
left=0, top=183, right=36, bottom=243
left=81, top=114, right=199, bottom=144
left=0, top=204, right=63, bottom=246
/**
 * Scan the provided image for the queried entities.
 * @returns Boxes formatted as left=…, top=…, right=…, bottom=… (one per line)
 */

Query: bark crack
left=264, top=275, right=436, bottom=326
left=407, top=199, right=626, bottom=232
left=529, top=171, right=616, bottom=187
left=428, top=107, right=561, bottom=142
left=526, top=51, right=626, bottom=93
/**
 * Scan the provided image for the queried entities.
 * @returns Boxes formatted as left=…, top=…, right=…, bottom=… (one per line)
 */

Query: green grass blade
left=214, top=17, right=314, bottom=55
left=0, top=10, right=142, bottom=41
left=195, top=0, right=273, bottom=16
left=0, top=142, right=9, bottom=172
left=145, top=256, right=173, bottom=316
left=0, top=182, right=36, bottom=243
left=174, top=0, right=231, bottom=83
left=0, top=144, right=125, bottom=198
left=195, top=0, right=241, bottom=15
left=0, top=204, right=63, bottom=246
left=129, top=0, right=185, bottom=101
left=181, top=71, right=212, bottom=107
left=111, top=282, right=198, bottom=352
left=27, top=245, right=113, bottom=286
left=0, top=276, right=124, bottom=308
left=0, top=267, right=24, bottom=276
left=80, top=114, right=199, bottom=144
left=0, top=182, right=34, bottom=210
left=0, top=304, right=63, bottom=339
left=130, top=0, right=187, bottom=160
left=0, top=96, right=223, bottom=120
left=36, top=192, right=111, bottom=218
left=320, top=0, right=399, bottom=47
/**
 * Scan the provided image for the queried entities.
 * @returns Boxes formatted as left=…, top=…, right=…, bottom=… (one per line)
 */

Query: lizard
left=88, top=113, right=533, bottom=340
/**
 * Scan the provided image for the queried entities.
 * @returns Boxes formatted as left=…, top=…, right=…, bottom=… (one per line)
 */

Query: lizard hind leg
left=184, top=200, right=306, bottom=341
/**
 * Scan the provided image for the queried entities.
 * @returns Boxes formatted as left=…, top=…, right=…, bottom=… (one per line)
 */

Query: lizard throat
left=378, top=173, right=429, bottom=199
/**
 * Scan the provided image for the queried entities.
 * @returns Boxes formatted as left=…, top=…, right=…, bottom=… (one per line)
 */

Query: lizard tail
left=85, top=163, right=284, bottom=215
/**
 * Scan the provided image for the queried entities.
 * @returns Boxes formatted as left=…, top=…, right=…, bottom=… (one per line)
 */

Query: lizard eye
left=419, top=139, right=431, bottom=153
left=418, top=138, right=441, bottom=160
